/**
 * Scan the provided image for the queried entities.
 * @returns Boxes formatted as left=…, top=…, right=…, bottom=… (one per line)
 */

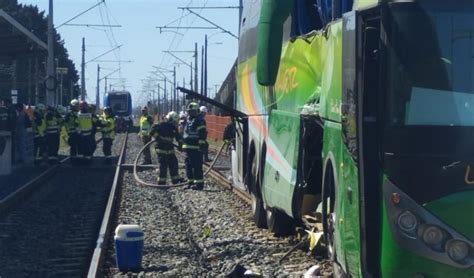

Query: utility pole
left=204, top=34, right=208, bottom=98
left=173, top=66, right=176, bottom=111
left=163, top=77, right=167, bottom=114
left=96, top=64, right=100, bottom=112
left=104, top=77, right=107, bottom=96
left=46, top=0, right=55, bottom=106
left=190, top=62, right=193, bottom=91
left=201, top=45, right=204, bottom=95
left=194, top=42, right=198, bottom=94
left=81, top=37, right=86, bottom=100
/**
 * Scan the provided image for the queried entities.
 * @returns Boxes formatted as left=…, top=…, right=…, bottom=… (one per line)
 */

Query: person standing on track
left=77, top=101, right=98, bottom=164
left=183, top=102, right=208, bottom=190
left=32, top=103, right=47, bottom=165
left=45, top=105, right=63, bottom=164
left=199, top=106, right=211, bottom=162
left=100, top=107, right=115, bottom=164
left=139, top=107, right=153, bottom=165
left=150, top=111, right=183, bottom=185
left=64, top=100, right=80, bottom=164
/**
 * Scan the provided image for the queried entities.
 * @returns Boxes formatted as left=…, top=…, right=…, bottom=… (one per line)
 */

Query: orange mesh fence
left=206, top=115, right=231, bottom=141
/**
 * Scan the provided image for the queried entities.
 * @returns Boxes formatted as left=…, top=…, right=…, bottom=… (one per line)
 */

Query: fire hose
left=133, top=138, right=228, bottom=189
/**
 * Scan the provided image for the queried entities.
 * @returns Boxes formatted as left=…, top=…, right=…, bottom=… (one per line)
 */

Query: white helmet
left=166, top=111, right=179, bottom=123
left=56, top=105, right=66, bottom=115
left=199, top=106, right=208, bottom=113
left=70, top=99, right=79, bottom=107
left=36, top=103, right=46, bottom=112
left=179, top=111, right=186, bottom=119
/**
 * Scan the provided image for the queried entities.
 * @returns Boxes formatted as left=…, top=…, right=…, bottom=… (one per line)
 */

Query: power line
left=57, top=0, right=105, bottom=28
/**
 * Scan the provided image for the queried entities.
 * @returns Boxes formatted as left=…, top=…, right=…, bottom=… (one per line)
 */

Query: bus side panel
left=262, top=110, right=300, bottom=216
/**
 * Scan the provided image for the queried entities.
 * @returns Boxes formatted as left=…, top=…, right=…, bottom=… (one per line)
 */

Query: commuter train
left=104, top=91, right=132, bottom=132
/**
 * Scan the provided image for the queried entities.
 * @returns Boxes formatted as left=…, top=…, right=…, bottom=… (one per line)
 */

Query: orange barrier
left=206, top=115, right=231, bottom=141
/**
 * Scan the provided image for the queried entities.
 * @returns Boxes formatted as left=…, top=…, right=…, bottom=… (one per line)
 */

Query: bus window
left=291, top=0, right=322, bottom=36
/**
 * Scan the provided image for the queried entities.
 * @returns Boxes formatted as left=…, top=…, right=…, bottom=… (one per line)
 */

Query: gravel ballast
left=103, top=133, right=318, bottom=276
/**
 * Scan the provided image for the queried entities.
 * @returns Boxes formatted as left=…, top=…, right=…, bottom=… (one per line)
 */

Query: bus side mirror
left=257, top=0, right=293, bottom=86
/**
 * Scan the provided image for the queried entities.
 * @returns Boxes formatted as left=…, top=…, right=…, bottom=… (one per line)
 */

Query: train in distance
left=104, top=90, right=133, bottom=132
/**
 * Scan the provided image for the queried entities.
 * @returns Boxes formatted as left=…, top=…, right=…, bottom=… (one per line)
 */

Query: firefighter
left=32, top=103, right=47, bottom=165
left=45, top=106, right=63, bottom=164
left=150, top=111, right=183, bottom=185
left=77, top=101, right=98, bottom=164
left=100, top=106, right=115, bottom=164
left=139, top=107, right=153, bottom=164
left=199, top=106, right=211, bottom=162
left=183, top=102, right=207, bottom=190
left=178, top=111, right=187, bottom=136
left=89, top=104, right=99, bottom=155
left=64, top=99, right=80, bottom=164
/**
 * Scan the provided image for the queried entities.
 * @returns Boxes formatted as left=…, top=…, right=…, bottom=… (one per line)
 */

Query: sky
left=18, top=0, right=240, bottom=107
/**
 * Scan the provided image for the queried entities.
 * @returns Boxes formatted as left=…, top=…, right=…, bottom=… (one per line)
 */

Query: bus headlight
left=421, top=225, right=446, bottom=246
left=446, top=240, right=470, bottom=263
left=397, top=211, right=418, bottom=233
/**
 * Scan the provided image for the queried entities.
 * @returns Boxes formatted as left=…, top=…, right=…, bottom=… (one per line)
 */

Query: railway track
left=0, top=135, right=127, bottom=277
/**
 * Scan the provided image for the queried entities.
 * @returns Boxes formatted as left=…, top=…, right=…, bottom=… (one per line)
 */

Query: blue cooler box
left=115, top=224, right=144, bottom=272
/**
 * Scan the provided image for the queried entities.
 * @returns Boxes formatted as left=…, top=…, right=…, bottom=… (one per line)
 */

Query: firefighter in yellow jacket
left=100, top=107, right=115, bottom=164
left=139, top=107, right=153, bottom=164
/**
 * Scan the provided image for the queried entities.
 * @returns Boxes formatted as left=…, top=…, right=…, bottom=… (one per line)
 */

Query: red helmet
left=79, top=100, right=88, bottom=110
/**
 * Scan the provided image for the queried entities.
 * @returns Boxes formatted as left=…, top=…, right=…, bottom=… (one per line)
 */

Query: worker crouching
left=150, top=111, right=183, bottom=185
left=183, top=102, right=207, bottom=190
left=101, top=107, right=115, bottom=164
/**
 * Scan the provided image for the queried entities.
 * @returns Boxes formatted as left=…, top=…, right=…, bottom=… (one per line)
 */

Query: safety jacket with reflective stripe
left=150, top=121, right=182, bottom=153
left=140, top=115, right=153, bottom=136
left=77, top=112, right=94, bottom=136
left=33, top=111, right=46, bottom=138
left=183, top=116, right=207, bottom=150
left=64, top=111, right=78, bottom=135
left=45, top=112, right=62, bottom=134
left=101, top=114, right=115, bottom=139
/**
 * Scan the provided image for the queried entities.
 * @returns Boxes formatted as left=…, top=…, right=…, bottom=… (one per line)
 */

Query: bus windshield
left=384, top=0, right=474, bottom=127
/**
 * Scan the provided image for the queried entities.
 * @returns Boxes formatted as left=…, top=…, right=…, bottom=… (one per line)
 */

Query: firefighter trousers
left=184, top=149, right=203, bottom=188
left=68, top=133, right=80, bottom=159
left=46, top=132, right=60, bottom=163
left=34, top=136, right=46, bottom=164
left=157, top=152, right=180, bottom=185
left=103, top=138, right=113, bottom=159
left=79, top=134, right=95, bottom=162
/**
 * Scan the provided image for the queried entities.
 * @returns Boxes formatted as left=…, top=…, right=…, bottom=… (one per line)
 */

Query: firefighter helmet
left=166, top=111, right=179, bottom=122
left=187, top=102, right=199, bottom=112
left=70, top=99, right=79, bottom=107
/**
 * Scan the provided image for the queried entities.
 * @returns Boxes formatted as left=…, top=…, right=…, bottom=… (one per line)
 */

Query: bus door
left=342, top=7, right=382, bottom=277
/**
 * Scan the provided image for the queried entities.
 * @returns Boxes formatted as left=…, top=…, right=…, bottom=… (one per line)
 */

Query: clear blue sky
left=19, top=0, right=240, bottom=107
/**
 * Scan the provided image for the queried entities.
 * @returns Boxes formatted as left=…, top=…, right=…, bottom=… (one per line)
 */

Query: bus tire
left=322, top=165, right=336, bottom=261
left=250, top=150, right=267, bottom=228
left=266, top=207, right=293, bottom=235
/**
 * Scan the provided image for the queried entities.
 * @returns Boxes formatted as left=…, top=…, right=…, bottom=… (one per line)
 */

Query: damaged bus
left=232, top=0, right=474, bottom=277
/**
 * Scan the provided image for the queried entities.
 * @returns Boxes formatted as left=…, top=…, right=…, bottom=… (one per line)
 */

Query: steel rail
left=0, top=138, right=104, bottom=215
left=87, top=133, right=128, bottom=277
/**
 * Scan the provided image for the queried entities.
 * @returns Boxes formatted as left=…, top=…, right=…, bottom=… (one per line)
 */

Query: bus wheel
left=250, top=154, right=267, bottom=228
left=322, top=168, right=336, bottom=260
left=266, top=207, right=293, bottom=235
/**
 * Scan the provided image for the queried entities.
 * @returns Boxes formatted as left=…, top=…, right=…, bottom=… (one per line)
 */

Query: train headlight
left=446, top=240, right=470, bottom=263
left=421, top=225, right=446, bottom=246
left=397, top=211, right=418, bottom=233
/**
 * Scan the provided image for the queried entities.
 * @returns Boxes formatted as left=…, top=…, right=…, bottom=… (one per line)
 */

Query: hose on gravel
left=133, top=138, right=228, bottom=189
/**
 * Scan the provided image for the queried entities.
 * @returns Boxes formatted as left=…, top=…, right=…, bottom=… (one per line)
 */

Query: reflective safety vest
left=140, top=115, right=152, bottom=136
left=183, top=116, right=207, bottom=150
left=77, top=112, right=93, bottom=136
left=45, top=113, right=62, bottom=134
left=33, top=111, right=46, bottom=138
left=64, top=111, right=78, bottom=135
left=101, top=114, right=115, bottom=139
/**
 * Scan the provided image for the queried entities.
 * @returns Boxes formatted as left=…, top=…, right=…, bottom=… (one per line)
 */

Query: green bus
left=231, top=0, right=474, bottom=277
